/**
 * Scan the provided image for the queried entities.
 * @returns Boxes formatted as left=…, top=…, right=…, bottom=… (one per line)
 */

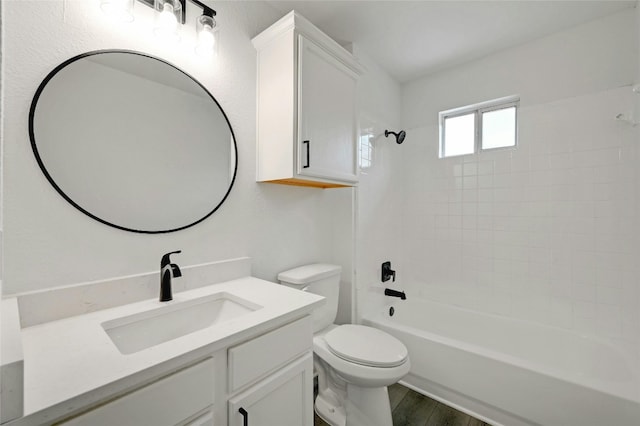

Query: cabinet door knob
left=239, top=407, right=249, bottom=426
left=303, top=140, right=310, bottom=168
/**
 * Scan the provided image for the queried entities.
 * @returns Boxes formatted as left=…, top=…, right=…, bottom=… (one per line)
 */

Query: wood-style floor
left=314, top=383, right=492, bottom=426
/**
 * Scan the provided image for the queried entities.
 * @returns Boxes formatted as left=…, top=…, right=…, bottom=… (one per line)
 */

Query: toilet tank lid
left=278, top=264, right=342, bottom=285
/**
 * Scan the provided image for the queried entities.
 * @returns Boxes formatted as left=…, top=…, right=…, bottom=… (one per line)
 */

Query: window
left=439, top=95, right=519, bottom=158
left=358, top=130, right=374, bottom=170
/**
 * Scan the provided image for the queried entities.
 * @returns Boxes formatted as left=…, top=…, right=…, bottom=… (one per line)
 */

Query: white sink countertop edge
left=15, top=277, right=324, bottom=424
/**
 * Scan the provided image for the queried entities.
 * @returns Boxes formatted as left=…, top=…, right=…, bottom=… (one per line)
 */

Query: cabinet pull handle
left=239, top=407, right=248, bottom=426
left=303, top=140, right=310, bottom=168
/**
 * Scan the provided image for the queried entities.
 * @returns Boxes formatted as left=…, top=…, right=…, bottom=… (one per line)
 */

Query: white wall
left=399, top=8, right=640, bottom=359
left=403, top=9, right=636, bottom=130
left=1, top=1, right=346, bottom=295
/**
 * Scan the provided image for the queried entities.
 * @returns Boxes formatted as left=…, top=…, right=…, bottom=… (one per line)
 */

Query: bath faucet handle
left=381, top=261, right=396, bottom=282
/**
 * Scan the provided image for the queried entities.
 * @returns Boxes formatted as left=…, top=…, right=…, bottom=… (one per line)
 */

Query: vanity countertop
left=11, top=277, right=323, bottom=425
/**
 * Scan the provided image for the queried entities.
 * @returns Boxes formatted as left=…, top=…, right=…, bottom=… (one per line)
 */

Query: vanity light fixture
left=101, top=0, right=219, bottom=57
left=100, top=0, right=135, bottom=22
left=152, top=0, right=218, bottom=55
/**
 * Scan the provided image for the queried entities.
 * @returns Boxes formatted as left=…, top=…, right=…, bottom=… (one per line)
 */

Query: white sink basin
left=102, top=292, right=261, bottom=354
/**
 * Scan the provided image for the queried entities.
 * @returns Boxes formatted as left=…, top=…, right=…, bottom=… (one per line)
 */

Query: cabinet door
left=228, top=353, right=313, bottom=426
left=298, top=35, right=358, bottom=184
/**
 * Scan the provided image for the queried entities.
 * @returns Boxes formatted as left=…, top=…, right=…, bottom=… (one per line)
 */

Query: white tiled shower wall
left=399, top=8, right=640, bottom=360
left=402, top=89, right=638, bottom=337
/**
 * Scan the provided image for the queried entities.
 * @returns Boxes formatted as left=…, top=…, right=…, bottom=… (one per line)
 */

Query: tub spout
left=384, top=288, right=406, bottom=300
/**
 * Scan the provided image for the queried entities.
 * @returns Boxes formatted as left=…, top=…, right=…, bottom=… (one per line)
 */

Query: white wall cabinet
left=253, top=11, right=364, bottom=189
left=51, top=317, right=313, bottom=426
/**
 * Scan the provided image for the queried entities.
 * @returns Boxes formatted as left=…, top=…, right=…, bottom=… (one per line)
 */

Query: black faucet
left=385, top=288, right=406, bottom=300
left=381, top=261, right=396, bottom=282
left=160, top=250, right=182, bottom=302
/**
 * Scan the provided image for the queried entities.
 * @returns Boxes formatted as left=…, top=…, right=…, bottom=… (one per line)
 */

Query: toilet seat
left=324, top=324, right=408, bottom=368
left=313, top=330, right=411, bottom=389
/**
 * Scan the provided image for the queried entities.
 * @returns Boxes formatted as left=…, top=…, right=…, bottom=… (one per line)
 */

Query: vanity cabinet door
left=297, top=35, right=358, bottom=184
left=228, top=353, right=313, bottom=426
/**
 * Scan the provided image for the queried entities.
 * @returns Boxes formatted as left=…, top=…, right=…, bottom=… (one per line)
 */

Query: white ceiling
left=264, top=1, right=636, bottom=83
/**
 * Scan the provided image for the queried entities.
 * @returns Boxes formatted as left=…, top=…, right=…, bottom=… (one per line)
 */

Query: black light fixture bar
left=136, top=0, right=215, bottom=24
left=191, top=0, right=216, bottom=18
left=137, top=0, right=155, bottom=7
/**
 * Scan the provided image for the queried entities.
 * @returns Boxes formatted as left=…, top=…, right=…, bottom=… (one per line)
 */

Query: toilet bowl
left=278, top=264, right=410, bottom=426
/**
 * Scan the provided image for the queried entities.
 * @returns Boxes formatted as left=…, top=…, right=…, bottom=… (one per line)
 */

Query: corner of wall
left=636, top=0, right=640, bottom=83
left=351, top=42, right=405, bottom=323
left=1, top=0, right=5, bottom=297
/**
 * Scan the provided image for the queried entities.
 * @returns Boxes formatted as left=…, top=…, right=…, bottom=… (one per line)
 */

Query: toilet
left=278, top=264, right=410, bottom=426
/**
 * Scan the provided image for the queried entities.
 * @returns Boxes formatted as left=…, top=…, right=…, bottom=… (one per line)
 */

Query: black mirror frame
left=28, top=49, right=238, bottom=234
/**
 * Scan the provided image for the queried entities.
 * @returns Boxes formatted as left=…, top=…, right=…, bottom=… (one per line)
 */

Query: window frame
left=439, top=95, right=519, bottom=158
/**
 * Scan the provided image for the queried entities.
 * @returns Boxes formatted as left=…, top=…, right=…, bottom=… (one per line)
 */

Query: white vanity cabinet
left=9, top=276, right=322, bottom=426
left=253, top=11, right=364, bottom=189
left=49, top=317, right=313, bottom=426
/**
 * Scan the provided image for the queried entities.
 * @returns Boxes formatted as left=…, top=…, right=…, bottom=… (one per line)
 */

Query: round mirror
left=29, top=50, right=237, bottom=233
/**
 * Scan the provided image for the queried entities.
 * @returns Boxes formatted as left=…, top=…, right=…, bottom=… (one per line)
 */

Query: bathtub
left=363, top=298, right=640, bottom=426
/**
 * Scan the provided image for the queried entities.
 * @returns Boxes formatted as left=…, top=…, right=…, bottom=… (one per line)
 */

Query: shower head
left=385, top=129, right=406, bottom=144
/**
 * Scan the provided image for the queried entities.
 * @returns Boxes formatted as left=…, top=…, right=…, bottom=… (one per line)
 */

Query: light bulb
left=154, top=1, right=181, bottom=43
left=195, top=26, right=214, bottom=56
left=195, top=15, right=218, bottom=57
left=159, top=3, right=177, bottom=30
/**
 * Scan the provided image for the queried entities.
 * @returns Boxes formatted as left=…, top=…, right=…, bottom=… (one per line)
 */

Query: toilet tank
left=278, top=264, right=341, bottom=333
